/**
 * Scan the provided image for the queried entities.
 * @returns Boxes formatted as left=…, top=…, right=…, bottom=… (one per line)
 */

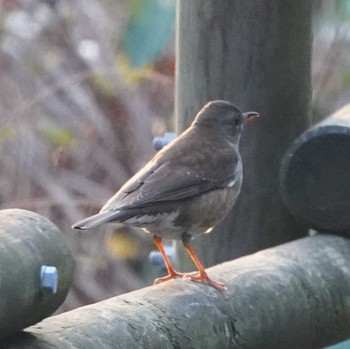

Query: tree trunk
left=175, top=0, right=312, bottom=268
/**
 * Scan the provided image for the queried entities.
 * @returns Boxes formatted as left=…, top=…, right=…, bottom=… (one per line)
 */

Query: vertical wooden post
left=175, top=0, right=312, bottom=268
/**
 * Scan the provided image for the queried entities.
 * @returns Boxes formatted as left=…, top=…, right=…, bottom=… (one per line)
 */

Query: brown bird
left=72, top=100, right=259, bottom=290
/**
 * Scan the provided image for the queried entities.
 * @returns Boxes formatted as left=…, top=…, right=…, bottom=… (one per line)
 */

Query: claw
left=152, top=235, right=227, bottom=291
left=182, top=241, right=227, bottom=291
left=154, top=271, right=187, bottom=284
left=184, top=272, right=227, bottom=291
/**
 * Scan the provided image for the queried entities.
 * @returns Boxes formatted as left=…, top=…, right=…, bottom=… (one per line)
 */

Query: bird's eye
left=234, top=118, right=240, bottom=126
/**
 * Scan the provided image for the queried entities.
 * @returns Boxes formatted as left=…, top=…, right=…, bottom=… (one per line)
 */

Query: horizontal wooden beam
left=4, top=234, right=350, bottom=348
left=280, top=104, right=350, bottom=234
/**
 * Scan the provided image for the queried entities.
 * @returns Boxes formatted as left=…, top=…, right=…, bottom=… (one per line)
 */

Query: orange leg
left=153, top=236, right=186, bottom=284
left=182, top=241, right=227, bottom=291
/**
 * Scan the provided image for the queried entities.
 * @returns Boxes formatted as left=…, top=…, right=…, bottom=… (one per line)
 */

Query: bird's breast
left=172, top=186, right=241, bottom=238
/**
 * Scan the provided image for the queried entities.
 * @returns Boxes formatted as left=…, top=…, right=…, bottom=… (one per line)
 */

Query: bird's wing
left=101, top=146, right=241, bottom=212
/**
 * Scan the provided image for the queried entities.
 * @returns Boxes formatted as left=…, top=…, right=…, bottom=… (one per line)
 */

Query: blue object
left=123, top=0, right=175, bottom=67
left=40, top=265, right=58, bottom=294
left=152, top=132, right=176, bottom=150
left=149, top=245, right=174, bottom=270
left=326, top=340, right=350, bottom=349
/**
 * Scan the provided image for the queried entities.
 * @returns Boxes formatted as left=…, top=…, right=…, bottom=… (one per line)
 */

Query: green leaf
left=123, top=0, right=175, bottom=68
left=41, top=127, right=75, bottom=147
left=0, top=124, right=15, bottom=144
left=343, top=68, right=350, bottom=87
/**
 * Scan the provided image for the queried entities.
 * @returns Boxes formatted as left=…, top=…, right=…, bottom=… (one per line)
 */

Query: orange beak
left=243, top=111, right=260, bottom=123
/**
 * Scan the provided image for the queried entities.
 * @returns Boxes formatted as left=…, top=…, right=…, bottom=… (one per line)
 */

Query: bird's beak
left=243, top=111, right=260, bottom=123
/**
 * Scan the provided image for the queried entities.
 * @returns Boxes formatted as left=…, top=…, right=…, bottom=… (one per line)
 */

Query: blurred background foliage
left=1, top=0, right=350, bottom=313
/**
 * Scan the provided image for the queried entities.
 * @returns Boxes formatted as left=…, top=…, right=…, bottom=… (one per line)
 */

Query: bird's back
left=101, top=125, right=240, bottom=213
left=73, top=123, right=242, bottom=235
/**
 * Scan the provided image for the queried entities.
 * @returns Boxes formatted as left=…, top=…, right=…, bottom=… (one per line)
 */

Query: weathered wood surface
left=0, top=209, right=74, bottom=339
left=175, top=0, right=312, bottom=269
left=280, top=104, right=350, bottom=234
left=3, top=234, right=350, bottom=349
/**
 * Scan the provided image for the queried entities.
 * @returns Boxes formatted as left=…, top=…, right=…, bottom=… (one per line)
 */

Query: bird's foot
left=154, top=271, right=188, bottom=284
left=183, top=272, right=227, bottom=291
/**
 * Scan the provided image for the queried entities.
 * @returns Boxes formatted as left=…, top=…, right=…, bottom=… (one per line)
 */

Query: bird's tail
left=72, top=210, right=121, bottom=230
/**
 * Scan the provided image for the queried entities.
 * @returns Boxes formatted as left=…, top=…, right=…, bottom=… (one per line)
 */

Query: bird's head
left=193, top=100, right=259, bottom=144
